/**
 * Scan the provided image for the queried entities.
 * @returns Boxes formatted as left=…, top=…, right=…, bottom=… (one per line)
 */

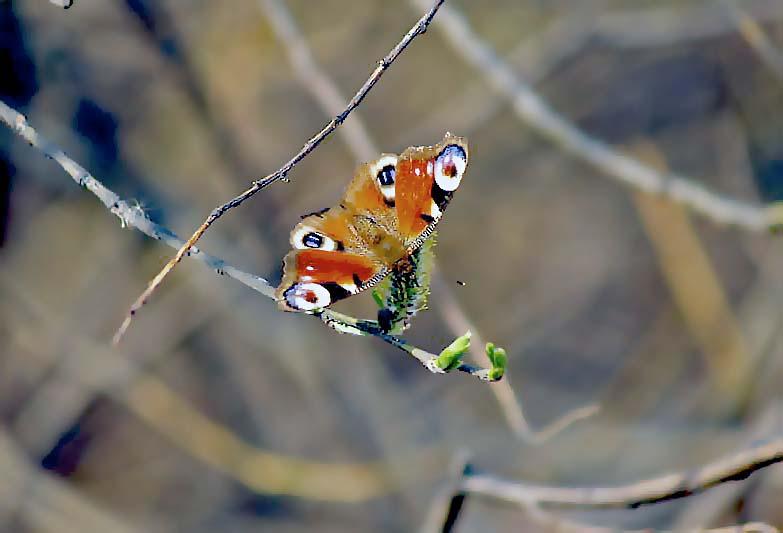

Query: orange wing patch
left=344, top=163, right=389, bottom=213
left=395, top=157, right=435, bottom=240
left=290, top=249, right=378, bottom=286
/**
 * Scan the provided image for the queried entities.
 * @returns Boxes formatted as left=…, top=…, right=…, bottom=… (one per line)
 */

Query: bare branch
left=461, top=436, right=783, bottom=509
left=409, top=0, right=783, bottom=231
left=0, top=100, right=276, bottom=300
left=112, top=0, right=447, bottom=344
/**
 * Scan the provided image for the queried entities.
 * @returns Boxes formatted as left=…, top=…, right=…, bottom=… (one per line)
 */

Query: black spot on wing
left=420, top=213, right=435, bottom=224
left=352, top=272, right=363, bottom=288
left=377, top=165, right=395, bottom=186
left=321, top=282, right=351, bottom=303
left=302, top=232, right=324, bottom=248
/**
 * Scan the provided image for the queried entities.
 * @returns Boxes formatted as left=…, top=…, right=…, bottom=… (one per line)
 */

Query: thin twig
left=410, top=0, right=783, bottom=231
left=320, top=310, right=495, bottom=381
left=0, top=98, right=496, bottom=381
left=461, top=436, right=783, bottom=509
left=112, top=0, right=447, bottom=345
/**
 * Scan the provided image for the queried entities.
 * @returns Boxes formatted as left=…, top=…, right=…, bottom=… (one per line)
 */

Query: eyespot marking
left=291, top=225, right=340, bottom=251
left=370, top=155, right=398, bottom=204
left=283, top=282, right=331, bottom=311
left=434, top=144, right=467, bottom=192
left=303, top=232, right=323, bottom=248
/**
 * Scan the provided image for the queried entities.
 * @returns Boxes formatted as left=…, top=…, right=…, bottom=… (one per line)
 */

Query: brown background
left=2, top=0, right=783, bottom=531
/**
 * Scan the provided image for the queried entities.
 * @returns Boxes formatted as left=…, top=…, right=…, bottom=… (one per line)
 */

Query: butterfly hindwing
left=277, top=249, right=385, bottom=311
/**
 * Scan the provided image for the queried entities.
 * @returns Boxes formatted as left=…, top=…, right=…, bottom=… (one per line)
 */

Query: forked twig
left=111, top=0, right=447, bottom=345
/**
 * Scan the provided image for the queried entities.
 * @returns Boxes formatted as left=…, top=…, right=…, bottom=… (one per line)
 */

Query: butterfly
left=276, top=133, right=468, bottom=316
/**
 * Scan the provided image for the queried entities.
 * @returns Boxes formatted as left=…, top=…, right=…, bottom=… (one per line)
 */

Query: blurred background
left=2, top=0, right=783, bottom=531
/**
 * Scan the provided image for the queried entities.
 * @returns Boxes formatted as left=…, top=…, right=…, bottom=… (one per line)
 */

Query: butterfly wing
left=394, top=133, right=468, bottom=248
left=277, top=204, right=389, bottom=312
left=277, top=249, right=385, bottom=311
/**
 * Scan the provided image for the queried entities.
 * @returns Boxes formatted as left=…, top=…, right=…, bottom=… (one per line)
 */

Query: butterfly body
left=277, top=133, right=468, bottom=313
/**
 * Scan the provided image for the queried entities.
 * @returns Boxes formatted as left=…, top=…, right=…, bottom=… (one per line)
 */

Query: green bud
left=436, top=331, right=471, bottom=371
left=485, top=343, right=507, bottom=381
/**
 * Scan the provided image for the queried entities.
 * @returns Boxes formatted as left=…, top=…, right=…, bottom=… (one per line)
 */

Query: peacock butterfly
left=276, top=133, right=468, bottom=314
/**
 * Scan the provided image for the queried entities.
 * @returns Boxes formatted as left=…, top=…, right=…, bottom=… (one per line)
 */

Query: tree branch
left=460, top=436, right=783, bottom=508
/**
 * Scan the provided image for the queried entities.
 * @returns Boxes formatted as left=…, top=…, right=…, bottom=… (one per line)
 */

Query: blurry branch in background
left=630, top=142, right=749, bottom=408
left=112, top=0, right=447, bottom=344
left=398, top=10, right=593, bottom=144
left=257, top=0, right=376, bottom=161
left=460, top=436, right=783, bottom=509
left=409, top=0, right=783, bottom=232
left=429, top=438, right=783, bottom=532
left=258, top=0, right=599, bottom=438
left=724, top=1, right=783, bottom=84
left=431, top=275, right=599, bottom=441
left=0, top=99, right=499, bottom=382
left=125, top=376, right=412, bottom=502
